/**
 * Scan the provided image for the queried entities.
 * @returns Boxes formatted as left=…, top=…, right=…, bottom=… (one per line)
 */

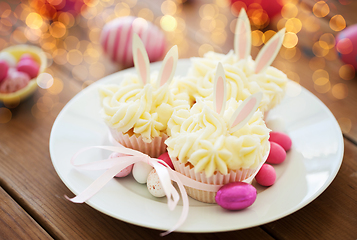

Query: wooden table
left=1, top=0, right=356, bottom=239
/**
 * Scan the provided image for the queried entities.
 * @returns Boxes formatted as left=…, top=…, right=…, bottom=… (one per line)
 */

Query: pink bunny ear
left=254, top=28, right=285, bottom=74
left=132, top=33, right=150, bottom=85
left=157, top=45, right=178, bottom=87
left=234, top=8, right=251, bottom=60
left=213, top=62, right=227, bottom=116
left=229, top=92, right=263, bottom=133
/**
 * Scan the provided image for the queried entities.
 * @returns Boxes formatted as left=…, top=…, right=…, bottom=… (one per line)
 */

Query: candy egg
left=132, top=161, right=154, bottom=184
left=215, top=182, right=257, bottom=210
left=158, top=152, right=174, bottom=169
left=109, top=152, right=133, bottom=177
left=266, top=141, right=286, bottom=164
left=19, top=53, right=35, bottom=62
left=255, top=164, right=276, bottom=187
left=0, top=68, right=31, bottom=94
left=147, top=169, right=166, bottom=198
left=0, top=51, right=16, bottom=67
left=336, top=24, right=357, bottom=70
left=0, top=60, right=9, bottom=82
left=100, top=16, right=166, bottom=68
left=16, top=59, right=40, bottom=79
left=269, top=131, right=292, bottom=151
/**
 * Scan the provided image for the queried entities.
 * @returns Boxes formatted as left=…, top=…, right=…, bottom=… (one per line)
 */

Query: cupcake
left=99, top=34, right=189, bottom=157
left=165, top=63, right=270, bottom=203
left=185, top=9, right=288, bottom=114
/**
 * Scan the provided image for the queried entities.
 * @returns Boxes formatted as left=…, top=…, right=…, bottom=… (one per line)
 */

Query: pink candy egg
left=109, top=152, right=133, bottom=178
left=255, top=164, right=276, bottom=187
left=266, top=141, right=286, bottom=164
left=16, top=59, right=40, bottom=79
left=336, top=24, right=357, bottom=70
left=215, top=182, right=257, bottom=210
left=20, top=53, right=35, bottom=62
left=0, top=60, right=9, bottom=82
left=100, top=16, right=166, bottom=68
left=269, top=131, right=292, bottom=151
left=158, top=152, right=174, bottom=169
left=147, top=169, right=166, bottom=198
left=0, top=68, right=30, bottom=93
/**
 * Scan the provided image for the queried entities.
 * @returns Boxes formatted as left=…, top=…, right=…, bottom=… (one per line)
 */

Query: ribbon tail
left=160, top=170, right=190, bottom=236
left=65, top=164, right=126, bottom=203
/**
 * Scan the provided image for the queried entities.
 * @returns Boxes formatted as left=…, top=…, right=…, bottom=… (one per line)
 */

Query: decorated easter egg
left=147, top=169, right=166, bottom=198
left=158, top=152, right=174, bottom=169
left=269, top=131, right=292, bottom=151
left=0, top=52, right=16, bottom=67
left=17, top=59, right=40, bottom=79
left=33, top=0, right=88, bottom=19
left=255, top=164, right=276, bottom=187
left=100, top=16, right=166, bottom=68
left=132, top=161, right=154, bottom=184
left=266, top=141, right=286, bottom=164
left=109, top=152, right=133, bottom=178
left=230, top=0, right=283, bottom=21
left=336, top=24, right=357, bottom=70
left=0, top=60, right=9, bottom=82
left=215, top=182, right=257, bottom=210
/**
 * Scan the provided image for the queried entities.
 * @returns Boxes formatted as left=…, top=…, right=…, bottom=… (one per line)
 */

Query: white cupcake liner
left=171, top=158, right=259, bottom=203
left=109, top=128, right=168, bottom=158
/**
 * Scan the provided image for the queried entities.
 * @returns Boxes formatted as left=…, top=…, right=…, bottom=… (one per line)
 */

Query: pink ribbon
left=66, top=143, right=261, bottom=236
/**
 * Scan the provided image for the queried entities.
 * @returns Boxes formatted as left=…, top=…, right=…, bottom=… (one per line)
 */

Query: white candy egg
left=0, top=52, right=17, bottom=67
left=132, top=162, right=153, bottom=184
left=147, top=169, right=166, bottom=198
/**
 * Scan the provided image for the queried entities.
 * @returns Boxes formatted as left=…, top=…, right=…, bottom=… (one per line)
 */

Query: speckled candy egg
left=147, top=169, right=166, bottom=198
left=215, top=182, right=257, bottom=210
left=100, top=16, right=166, bottom=68
left=336, top=24, right=357, bottom=70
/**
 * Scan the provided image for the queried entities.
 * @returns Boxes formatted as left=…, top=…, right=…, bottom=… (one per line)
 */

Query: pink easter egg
left=0, top=60, right=9, bottom=82
left=266, top=141, right=286, bottom=164
left=255, top=164, right=276, bottom=187
left=20, top=53, right=35, bottom=62
left=215, top=182, right=257, bottom=210
left=109, top=152, right=133, bottom=178
left=269, top=131, right=292, bottom=151
left=0, top=68, right=30, bottom=93
left=16, top=59, right=40, bottom=79
left=158, top=152, right=174, bottom=169
left=147, top=169, right=166, bottom=198
left=100, top=16, right=166, bottom=68
left=336, top=24, right=357, bottom=70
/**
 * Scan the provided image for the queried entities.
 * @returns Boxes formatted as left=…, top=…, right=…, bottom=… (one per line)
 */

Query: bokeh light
left=283, top=32, right=298, bottom=48
left=339, top=64, right=355, bottom=80
left=329, top=15, right=346, bottom=31
left=0, top=107, right=12, bottom=123
left=312, top=1, right=330, bottom=18
left=160, top=15, right=177, bottom=32
left=332, top=83, right=348, bottom=99
left=37, top=73, right=54, bottom=89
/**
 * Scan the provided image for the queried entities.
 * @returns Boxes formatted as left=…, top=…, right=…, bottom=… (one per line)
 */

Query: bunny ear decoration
left=157, top=45, right=178, bottom=88
left=213, top=62, right=227, bottom=116
left=234, top=8, right=251, bottom=61
left=229, top=92, right=263, bottom=133
left=254, top=28, right=286, bottom=74
left=132, top=33, right=150, bottom=85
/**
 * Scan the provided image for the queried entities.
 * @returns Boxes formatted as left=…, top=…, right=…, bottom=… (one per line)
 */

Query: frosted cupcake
left=165, top=63, right=270, bottom=203
left=99, top=34, right=189, bottom=157
left=186, top=9, right=288, bottom=114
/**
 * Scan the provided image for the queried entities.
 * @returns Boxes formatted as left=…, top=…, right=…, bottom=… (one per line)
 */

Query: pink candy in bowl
left=0, top=45, right=47, bottom=104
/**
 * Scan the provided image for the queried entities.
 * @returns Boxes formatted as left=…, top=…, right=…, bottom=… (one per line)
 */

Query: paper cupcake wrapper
left=109, top=128, right=168, bottom=158
left=171, top=158, right=258, bottom=203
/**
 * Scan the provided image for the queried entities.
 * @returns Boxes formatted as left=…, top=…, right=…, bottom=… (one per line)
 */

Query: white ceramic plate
left=50, top=59, right=344, bottom=233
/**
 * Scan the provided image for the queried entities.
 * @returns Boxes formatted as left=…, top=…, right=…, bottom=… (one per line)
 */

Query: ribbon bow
left=66, top=144, right=224, bottom=236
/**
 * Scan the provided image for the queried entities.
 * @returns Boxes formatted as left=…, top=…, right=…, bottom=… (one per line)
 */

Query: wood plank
left=0, top=186, right=52, bottom=240
left=261, top=139, right=357, bottom=239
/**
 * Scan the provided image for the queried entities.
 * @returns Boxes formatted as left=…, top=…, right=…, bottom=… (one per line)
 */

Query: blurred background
left=0, top=0, right=356, bottom=135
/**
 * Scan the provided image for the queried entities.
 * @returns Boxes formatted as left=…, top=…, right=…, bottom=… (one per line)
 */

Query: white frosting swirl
left=166, top=98, right=270, bottom=177
left=99, top=72, right=190, bottom=143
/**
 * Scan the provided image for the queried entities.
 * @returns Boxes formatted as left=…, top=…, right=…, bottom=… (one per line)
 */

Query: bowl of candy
left=0, top=44, right=47, bottom=104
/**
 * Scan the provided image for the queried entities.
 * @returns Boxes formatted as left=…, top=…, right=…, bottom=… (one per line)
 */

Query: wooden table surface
left=1, top=0, right=357, bottom=239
